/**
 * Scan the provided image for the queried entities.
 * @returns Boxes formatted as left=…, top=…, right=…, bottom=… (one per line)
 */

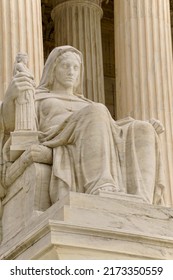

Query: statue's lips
left=66, top=77, right=75, bottom=81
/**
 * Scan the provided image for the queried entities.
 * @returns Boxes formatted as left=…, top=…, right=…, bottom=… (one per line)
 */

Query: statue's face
left=22, top=56, right=28, bottom=65
left=54, top=52, right=81, bottom=90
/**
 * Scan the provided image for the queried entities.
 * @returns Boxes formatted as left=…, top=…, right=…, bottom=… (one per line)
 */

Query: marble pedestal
left=10, top=131, right=39, bottom=161
left=0, top=190, right=173, bottom=260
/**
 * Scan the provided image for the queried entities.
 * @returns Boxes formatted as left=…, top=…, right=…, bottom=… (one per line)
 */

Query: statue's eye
left=74, top=65, right=79, bottom=71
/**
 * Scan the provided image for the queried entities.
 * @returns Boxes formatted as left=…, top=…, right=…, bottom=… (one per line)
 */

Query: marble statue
left=0, top=46, right=165, bottom=209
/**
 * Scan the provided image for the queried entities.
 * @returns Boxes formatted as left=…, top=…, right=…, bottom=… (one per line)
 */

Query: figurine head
left=15, top=52, right=28, bottom=65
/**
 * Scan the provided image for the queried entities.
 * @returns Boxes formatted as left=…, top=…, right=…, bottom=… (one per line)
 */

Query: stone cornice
left=52, top=0, right=103, bottom=20
left=101, top=0, right=109, bottom=3
left=52, top=0, right=109, bottom=7
left=1, top=191, right=173, bottom=259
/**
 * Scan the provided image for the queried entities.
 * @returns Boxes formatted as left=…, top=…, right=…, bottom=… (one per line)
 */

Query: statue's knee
left=87, top=103, right=108, bottom=118
left=134, top=121, right=154, bottom=136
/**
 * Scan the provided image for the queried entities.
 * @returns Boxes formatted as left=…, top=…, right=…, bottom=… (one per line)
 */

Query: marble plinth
left=10, top=131, right=39, bottom=161
left=1, top=191, right=173, bottom=260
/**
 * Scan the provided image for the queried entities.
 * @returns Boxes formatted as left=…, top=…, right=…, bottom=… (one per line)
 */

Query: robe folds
left=36, top=92, right=165, bottom=205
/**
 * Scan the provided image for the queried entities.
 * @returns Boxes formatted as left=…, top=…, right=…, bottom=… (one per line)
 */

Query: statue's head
left=38, top=46, right=84, bottom=96
left=15, top=52, right=28, bottom=65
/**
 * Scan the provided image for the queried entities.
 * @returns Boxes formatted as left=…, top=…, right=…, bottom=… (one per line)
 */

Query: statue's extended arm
left=5, top=144, right=53, bottom=187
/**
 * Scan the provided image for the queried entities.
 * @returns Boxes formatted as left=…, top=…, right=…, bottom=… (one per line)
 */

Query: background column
left=52, top=0, right=105, bottom=103
left=0, top=0, right=44, bottom=100
left=114, top=0, right=173, bottom=206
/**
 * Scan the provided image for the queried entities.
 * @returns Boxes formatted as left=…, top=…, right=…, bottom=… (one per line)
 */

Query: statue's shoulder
left=35, top=91, right=51, bottom=101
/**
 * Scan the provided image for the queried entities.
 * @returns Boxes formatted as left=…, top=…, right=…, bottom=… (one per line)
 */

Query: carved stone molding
left=101, top=0, right=109, bottom=4
left=52, top=0, right=106, bottom=6
left=1, top=192, right=173, bottom=259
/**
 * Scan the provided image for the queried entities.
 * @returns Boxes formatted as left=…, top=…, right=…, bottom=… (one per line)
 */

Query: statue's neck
left=52, top=83, right=73, bottom=95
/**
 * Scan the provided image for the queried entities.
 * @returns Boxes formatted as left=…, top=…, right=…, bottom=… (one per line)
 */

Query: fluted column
left=51, top=0, right=105, bottom=103
left=114, top=0, right=173, bottom=206
left=0, top=0, right=44, bottom=100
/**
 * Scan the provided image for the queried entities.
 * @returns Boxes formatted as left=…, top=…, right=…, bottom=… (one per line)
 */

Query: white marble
left=1, top=192, right=173, bottom=260
left=13, top=52, right=36, bottom=131
left=0, top=46, right=166, bottom=245
left=1, top=46, right=166, bottom=200
left=10, top=53, right=39, bottom=161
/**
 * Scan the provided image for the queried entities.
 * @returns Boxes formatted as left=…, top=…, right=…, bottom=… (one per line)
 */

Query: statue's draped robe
left=36, top=92, right=165, bottom=205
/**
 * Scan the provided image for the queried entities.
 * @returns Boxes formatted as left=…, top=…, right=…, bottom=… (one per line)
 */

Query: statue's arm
left=5, top=144, right=53, bottom=187
left=26, top=144, right=53, bottom=164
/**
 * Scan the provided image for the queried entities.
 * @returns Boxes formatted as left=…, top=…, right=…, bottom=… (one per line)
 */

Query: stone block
left=1, top=163, right=51, bottom=243
left=1, top=192, right=173, bottom=260
left=10, top=131, right=39, bottom=161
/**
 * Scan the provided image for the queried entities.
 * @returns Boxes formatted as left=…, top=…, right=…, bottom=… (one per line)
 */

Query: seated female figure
left=0, top=46, right=165, bottom=206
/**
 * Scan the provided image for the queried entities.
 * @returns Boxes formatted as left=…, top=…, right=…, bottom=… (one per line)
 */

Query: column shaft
left=52, top=0, right=105, bottom=103
left=114, top=0, right=173, bottom=205
left=0, top=0, right=44, bottom=100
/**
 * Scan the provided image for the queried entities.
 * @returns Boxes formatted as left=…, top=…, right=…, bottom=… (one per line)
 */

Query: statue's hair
left=15, top=52, right=28, bottom=63
left=56, top=51, right=81, bottom=65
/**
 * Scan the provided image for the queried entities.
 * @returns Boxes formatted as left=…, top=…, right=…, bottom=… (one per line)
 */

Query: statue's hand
left=149, top=118, right=165, bottom=134
left=26, top=144, right=53, bottom=164
left=6, top=72, right=35, bottom=101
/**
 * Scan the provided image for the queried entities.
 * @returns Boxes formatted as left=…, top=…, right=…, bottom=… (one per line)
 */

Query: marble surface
left=0, top=46, right=166, bottom=247
left=1, top=192, right=173, bottom=260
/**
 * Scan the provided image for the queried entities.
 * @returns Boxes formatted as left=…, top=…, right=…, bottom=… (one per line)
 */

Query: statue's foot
left=99, top=186, right=119, bottom=192
left=91, top=184, right=120, bottom=195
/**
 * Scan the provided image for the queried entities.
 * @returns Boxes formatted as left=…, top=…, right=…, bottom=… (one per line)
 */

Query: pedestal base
left=1, top=191, right=173, bottom=260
